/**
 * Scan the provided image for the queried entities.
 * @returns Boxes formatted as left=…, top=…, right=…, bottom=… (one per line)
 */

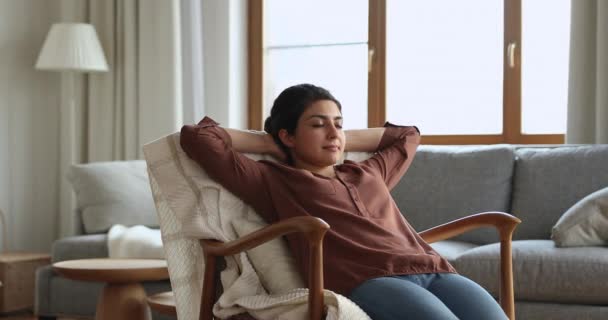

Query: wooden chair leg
left=200, top=253, right=217, bottom=320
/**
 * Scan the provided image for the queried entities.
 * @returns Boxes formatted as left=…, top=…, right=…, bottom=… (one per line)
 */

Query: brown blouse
left=180, top=117, right=456, bottom=295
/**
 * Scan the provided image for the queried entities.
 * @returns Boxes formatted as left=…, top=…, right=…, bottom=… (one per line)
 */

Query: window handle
left=368, top=48, right=375, bottom=72
left=507, top=42, right=517, bottom=68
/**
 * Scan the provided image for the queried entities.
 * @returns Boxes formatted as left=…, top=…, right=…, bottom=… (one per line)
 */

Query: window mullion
left=368, top=0, right=386, bottom=128
left=503, top=0, right=522, bottom=143
left=248, top=0, right=264, bottom=130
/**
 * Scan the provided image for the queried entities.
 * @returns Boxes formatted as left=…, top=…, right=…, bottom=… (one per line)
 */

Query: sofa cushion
left=552, top=186, right=608, bottom=247
left=429, top=240, right=478, bottom=262
left=515, top=301, right=608, bottom=320
left=391, top=145, right=515, bottom=244
left=51, top=234, right=108, bottom=262
left=68, top=161, right=159, bottom=234
left=511, top=145, right=608, bottom=240
left=453, top=240, right=608, bottom=304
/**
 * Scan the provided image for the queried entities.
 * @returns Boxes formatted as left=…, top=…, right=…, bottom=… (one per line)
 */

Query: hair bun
left=263, top=116, right=273, bottom=133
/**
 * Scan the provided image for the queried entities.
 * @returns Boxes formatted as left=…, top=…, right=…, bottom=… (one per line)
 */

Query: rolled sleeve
left=376, top=122, right=420, bottom=155
left=363, top=122, right=421, bottom=190
left=180, top=117, right=276, bottom=221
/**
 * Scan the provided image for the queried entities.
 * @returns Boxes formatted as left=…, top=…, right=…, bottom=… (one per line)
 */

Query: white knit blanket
left=107, top=224, right=164, bottom=259
left=143, top=133, right=370, bottom=320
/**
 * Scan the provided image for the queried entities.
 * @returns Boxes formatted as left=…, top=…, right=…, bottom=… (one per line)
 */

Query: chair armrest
left=200, top=216, right=329, bottom=255
left=419, top=211, right=521, bottom=320
left=418, top=211, right=521, bottom=244
left=199, top=216, right=330, bottom=320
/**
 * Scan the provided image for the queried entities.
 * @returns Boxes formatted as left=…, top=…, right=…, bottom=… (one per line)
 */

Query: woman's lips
left=323, top=146, right=340, bottom=152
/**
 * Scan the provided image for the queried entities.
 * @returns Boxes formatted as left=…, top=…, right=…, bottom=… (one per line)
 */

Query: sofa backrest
left=511, top=145, right=608, bottom=240
left=391, top=145, right=515, bottom=244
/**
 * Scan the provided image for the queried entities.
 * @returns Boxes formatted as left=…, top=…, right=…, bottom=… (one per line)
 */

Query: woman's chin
left=326, top=155, right=342, bottom=165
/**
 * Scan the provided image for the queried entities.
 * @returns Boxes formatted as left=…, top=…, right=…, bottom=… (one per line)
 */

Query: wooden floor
left=0, top=311, right=80, bottom=320
left=0, top=316, right=80, bottom=320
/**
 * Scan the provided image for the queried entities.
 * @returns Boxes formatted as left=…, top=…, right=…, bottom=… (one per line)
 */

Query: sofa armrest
left=51, top=234, right=109, bottom=262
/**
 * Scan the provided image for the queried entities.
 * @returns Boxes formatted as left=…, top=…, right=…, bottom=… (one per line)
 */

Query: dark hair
left=264, top=84, right=342, bottom=164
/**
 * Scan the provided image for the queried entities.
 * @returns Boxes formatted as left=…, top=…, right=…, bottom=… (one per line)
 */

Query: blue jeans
left=348, top=273, right=508, bottom=320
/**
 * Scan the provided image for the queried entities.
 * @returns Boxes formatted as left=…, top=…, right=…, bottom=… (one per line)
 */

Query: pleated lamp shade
left=35, top=23, right=109, bottom=72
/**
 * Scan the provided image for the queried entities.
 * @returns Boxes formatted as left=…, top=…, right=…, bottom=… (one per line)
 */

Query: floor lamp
left=35, top=23, right=109, bottom=237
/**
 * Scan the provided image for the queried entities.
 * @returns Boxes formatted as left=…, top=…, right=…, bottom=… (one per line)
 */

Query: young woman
left=180, top=84, right=507, bottom=320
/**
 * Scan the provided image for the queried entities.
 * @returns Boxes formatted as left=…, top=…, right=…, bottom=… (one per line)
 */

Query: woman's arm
left=356, top=124, right=421, bottom=189
left=344, top=128, right=386, bottom=152
left=223, top=128, right=286, bottom=161
left=180, top=117, right=279, bottom=221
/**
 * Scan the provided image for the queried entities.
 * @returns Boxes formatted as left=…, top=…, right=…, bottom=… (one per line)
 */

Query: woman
left=180, top=84, right=507, bottom=320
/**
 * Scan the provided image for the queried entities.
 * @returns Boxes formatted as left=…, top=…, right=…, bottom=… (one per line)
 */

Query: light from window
left=264, top=0, right=368, bottom=129
left=521, top=0, right=570, bottom=134
left=386, top=0, right=504, bottom=135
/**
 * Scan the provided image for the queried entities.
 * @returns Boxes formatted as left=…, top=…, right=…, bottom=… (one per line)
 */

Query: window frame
left=248, top=0, right=565, bottom=144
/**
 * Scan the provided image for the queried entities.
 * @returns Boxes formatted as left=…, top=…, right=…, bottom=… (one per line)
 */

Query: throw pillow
left=551, top=186, right=608, bottom=247
left=68, top=161, right=159, bottom=234
left=232, top=216, right=306, bottom=294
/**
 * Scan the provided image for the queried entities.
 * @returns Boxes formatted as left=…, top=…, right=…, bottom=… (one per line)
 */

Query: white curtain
left=180, top=0, right=206, bottom=125
left=566, top=0, right=608, bottom=143
left=58, top=0, right=184, bottom=236
left=88, top=0, right=183, bottom=161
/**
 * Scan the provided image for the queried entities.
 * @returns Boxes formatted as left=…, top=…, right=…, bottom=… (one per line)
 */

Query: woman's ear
left=278, top=129, right=295, bottom=148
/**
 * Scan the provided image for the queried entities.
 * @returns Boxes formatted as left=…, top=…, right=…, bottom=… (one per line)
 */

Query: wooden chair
left=198, top=211, right=520, bottom=320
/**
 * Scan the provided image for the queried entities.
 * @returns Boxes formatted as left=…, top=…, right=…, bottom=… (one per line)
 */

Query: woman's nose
left=326, top=124, right=338, bottom=137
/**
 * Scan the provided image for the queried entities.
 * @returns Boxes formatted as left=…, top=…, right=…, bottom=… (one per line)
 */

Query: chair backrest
left=145, top=153, right=205, bottom=319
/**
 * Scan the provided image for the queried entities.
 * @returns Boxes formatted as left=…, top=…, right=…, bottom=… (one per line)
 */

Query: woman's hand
left=223, top=127, right=287, bottom=162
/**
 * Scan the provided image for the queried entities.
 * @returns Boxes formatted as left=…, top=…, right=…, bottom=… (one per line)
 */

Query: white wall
left=0, top=0, right=62, bottom=252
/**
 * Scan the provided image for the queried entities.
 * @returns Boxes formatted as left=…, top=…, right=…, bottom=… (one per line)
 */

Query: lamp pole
left=0, top=207, right=7, bottom=252
left=58, top=71, right=78, bottom=237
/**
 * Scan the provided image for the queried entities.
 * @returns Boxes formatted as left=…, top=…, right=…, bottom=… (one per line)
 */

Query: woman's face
left=280, top=99, right=345, bottom=174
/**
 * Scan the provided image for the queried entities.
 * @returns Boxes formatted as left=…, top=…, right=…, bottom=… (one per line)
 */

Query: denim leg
left=426, top=273, right=508, bottom=320
left=348, top=276, right=459, bottom=320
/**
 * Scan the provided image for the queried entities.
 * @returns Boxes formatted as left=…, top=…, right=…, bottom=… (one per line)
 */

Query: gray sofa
left=394, top=144, right=608, bottom=320
left=35, top=145, right=608, bottom=319
left=34, top=161, right=173, bottom=320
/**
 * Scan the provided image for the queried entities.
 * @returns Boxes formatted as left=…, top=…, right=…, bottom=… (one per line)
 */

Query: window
left=249, top=0, right=570, bottom=144
left=386, top=0, right=504, bottom=136
left=251, top=0, right=368, bottom=129
left=521, top=0, right=570, bottom=135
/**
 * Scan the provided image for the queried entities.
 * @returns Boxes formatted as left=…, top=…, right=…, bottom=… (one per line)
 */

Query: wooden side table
left=0, top=252, right=51, bottom=313
left=53, top=258, right=169, bottom=320
left=146, top=291, right=176, bottom=316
